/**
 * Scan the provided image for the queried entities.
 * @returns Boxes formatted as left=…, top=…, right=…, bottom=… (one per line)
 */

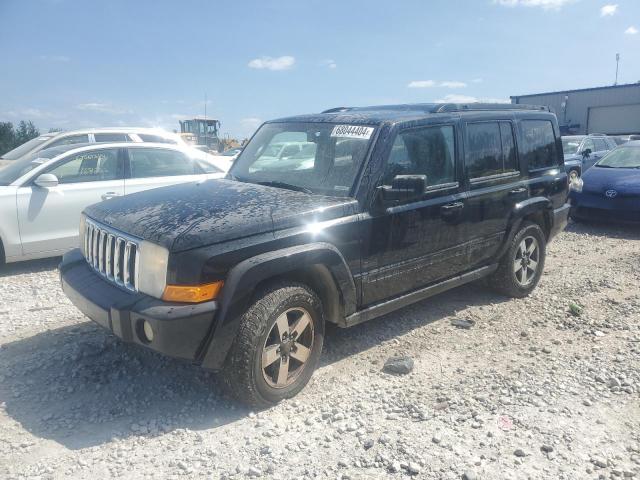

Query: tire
left=489, top=221, right=546, bottom=298
left=222, top=282, right=324, bottom=408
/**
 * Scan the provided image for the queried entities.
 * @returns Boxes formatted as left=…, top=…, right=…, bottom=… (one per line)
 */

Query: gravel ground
left=1, top=221, right=639, bottom=480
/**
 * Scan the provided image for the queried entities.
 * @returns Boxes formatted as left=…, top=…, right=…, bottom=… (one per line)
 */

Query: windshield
left=562, top=137, right=582, bottom=155
left=230, top=122, right=375, bottom=196
left=0, top=147, right=64, bottom=185
left=596, top=146, right=640, bottom=169
left=1, top=135, right=54, bottom=160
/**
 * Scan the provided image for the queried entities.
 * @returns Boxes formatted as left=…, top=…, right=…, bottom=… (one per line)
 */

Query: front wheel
left=222, top=282, right=324, bottom=408
left=489, top=221, right=546, bottom=298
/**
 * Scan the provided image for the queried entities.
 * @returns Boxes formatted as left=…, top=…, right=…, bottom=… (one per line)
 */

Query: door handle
left=509, top=187, right=527, bottom=195
left=101, top=192, right=120, bottom=201
left=441, top=202, right=464, bottom=213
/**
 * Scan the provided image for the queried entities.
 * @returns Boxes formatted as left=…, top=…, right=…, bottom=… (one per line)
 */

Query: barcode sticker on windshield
left=330, top=125, right=374, bottom=140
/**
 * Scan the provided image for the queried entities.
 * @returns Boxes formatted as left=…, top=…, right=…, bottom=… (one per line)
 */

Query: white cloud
left=408, top=80, right=468, bottom=88
left=248, top=56, right=295, bottom=71
left=408, top=80, right=437, bottom=88
left=625, top=26, right=638, bottom=35
left=320, top=59, right=337, bottom=69
left=75, top=102, right=133, bottom=115
left=434, top=94, right=510, bottom=104
left=440, top=81, right=467, bottom=88
left=600, top=4, right=618, bottom=16
left=494, top=0, right=575, bottom=10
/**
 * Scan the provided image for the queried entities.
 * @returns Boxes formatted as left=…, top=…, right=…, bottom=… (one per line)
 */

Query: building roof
left=511, top=82, right=640, bottom=100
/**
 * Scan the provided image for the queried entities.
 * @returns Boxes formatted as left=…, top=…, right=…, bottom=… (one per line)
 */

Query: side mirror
left=582, top=148, right=592, bottom=157
left=34, top=173, right=59, bottom=188
left=379, top=175, right=427, bottom=203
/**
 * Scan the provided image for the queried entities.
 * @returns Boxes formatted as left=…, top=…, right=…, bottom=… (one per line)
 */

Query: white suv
left=0, top=128, right=185, bottom=161
left=0, top=143, right=229, bottom=264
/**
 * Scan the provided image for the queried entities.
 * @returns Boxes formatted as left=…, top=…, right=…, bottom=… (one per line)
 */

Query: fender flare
left=495, top=197, right=553, bottom=260
left=199, top=242, right=356, bottom=369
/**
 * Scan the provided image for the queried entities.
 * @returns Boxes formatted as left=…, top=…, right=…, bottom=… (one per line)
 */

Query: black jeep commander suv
left=60, top=103, right=570, bottom=407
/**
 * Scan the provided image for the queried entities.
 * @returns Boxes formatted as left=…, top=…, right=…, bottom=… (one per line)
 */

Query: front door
left=16, top=148, right=125, bottom=255
left=361, top=123, right=468, bottom=306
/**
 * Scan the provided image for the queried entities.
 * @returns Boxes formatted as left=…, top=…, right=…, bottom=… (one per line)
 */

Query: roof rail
left=434, top=103, right=549, bottom=113
left=321, top=107, right=352, bottom=113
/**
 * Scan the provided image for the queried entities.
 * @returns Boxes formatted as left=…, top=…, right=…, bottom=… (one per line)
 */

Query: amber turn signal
left=162, top=281, right=224, bottom=303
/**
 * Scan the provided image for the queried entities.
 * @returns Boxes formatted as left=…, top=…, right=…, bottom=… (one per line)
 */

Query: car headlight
left=79, top=214, right=87, bottom=255
left=569, top=177, right=583, bottom=193
left=137, top=241, right=169, bottom=298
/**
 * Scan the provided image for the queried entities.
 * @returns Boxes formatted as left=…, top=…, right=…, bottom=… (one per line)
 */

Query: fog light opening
left=138, top=319, right=154, bottom=344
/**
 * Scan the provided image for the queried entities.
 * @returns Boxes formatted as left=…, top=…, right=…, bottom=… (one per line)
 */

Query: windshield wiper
left=596, top=164, right=615, bottom=168
left=256, top=180, right=313, bottom=194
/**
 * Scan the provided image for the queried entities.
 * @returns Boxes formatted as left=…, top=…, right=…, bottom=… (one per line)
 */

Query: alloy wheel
left=261, top=307, right=314, bottom=388
left=513, top=235, right=539, bottom=286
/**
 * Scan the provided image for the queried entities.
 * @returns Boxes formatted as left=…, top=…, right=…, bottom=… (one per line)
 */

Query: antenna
left=615, top=53, right=620, bottom=85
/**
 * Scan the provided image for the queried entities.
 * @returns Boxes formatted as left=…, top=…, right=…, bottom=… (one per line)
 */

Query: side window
left=47, top=149, right=121, bottom=184
left=521, top=120, right=559, bottom=170
left=465, top=121, right=518, bottom=179
left=137, top=134, right=177, bottom=144
left=94, top=133, right=130, bottom=142
left=581, top=138, right=595, bottom=154
left=48, top=134, right=89, bottom=148
left=593, top=138, right=608, bottom=152
left=384, top=125, right=455, bottom=187
left=128, top=148, right=199, bottom=178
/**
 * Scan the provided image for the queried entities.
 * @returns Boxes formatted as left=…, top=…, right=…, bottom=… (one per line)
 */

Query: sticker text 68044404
left=330, top=125, right=374, bottom=140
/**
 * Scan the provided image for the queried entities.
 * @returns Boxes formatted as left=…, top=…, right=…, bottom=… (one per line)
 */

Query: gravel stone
left=382, top=356, right=414, bottom=375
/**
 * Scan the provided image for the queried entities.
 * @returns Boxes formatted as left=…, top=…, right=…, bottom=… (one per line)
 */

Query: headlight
left=137, top=241, right=169, bottom=298
left=569, top=178, right=583, bottom=193
left=79, top=214, right=87, bottom=255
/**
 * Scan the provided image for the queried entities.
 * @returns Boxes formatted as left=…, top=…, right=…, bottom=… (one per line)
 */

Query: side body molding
left=199, top=242, right=356, bottom=369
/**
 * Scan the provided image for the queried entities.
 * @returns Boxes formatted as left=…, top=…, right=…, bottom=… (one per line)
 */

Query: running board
left=342, top=264, right=498, bottom=328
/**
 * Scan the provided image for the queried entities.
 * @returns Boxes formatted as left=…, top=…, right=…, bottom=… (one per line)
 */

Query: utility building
left=511, top=83, right=640, bottom=135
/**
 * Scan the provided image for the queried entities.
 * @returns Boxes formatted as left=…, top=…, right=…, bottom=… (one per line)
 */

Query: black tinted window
left=385, top=125, right=455, bottom=186
left=129, top=148, right=200, bottom=178
left=138, top=134, right=177, bottom=144
left=466, top=122, right=515, bottom=178
left=94, top=133, right=130, bottom=142
left=48, top=134, right=89, bottom=148
left=521, top=120, right=558, bottom=170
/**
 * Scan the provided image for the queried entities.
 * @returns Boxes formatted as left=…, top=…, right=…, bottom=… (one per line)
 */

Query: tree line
left=0, top=121, right=40, bottom=156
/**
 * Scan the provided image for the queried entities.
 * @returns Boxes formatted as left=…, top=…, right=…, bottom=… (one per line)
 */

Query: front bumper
left=549, top=203, right=571, bottom=239
left=570, top=192, right=640, bottom=223
left=60, top=249, right=217, bottom=362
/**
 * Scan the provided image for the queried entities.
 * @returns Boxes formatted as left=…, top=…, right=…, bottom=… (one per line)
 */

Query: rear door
left=361, top=122, right=468, bottom=305
left=16, top=148, right=125, bottom=255
left=462, top=120, right=524, bottom=269
left=124, top=146, right=217, bottom=195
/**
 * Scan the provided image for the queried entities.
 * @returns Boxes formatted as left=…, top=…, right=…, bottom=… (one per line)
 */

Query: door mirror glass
left=33, top=173, right=59, bottom=188
left=380, top=174, right=426, bottom=202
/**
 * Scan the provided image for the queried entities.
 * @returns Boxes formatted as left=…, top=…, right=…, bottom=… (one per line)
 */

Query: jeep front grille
left=83, top=218, right=139, bottom=292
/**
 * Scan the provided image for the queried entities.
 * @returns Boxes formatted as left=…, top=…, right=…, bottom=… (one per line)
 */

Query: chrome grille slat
left=82, top=219, right=139, bottom=292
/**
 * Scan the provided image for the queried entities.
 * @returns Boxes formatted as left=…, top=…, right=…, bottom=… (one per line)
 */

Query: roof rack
left=433, top=103, right=549, bottom=113
left=321, top=103, right=549, bottom=115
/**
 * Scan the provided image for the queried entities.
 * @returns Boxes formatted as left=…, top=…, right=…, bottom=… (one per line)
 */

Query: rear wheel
left=222, top=282, right=324, bottom=408
left=490, top=221, right=546, bottom=298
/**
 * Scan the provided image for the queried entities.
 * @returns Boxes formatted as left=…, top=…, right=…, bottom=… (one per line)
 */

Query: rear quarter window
left=521, top=120, right=559, bottom=170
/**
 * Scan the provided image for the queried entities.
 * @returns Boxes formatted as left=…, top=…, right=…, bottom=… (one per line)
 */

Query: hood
left=85, top=179, right=359, bottom=252
left=582, top=166, right=640, bottom=195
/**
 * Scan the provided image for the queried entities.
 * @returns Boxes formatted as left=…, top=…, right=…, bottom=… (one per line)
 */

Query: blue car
left=562, top=135, right=617, bottom=181
left=570, top=141, right=640, bottom=223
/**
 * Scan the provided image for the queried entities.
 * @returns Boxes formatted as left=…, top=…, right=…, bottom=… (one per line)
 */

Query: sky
left=0, top=0, right=639, bottom=139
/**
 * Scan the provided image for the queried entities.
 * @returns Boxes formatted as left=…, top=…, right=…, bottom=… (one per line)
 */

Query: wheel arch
left=199, top=242, right=356, bottom=369
left=495, top=197, right=552, bottom=261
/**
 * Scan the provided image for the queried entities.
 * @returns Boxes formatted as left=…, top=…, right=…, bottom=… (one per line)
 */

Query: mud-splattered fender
left=198, top=242, right=356, bottom=370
